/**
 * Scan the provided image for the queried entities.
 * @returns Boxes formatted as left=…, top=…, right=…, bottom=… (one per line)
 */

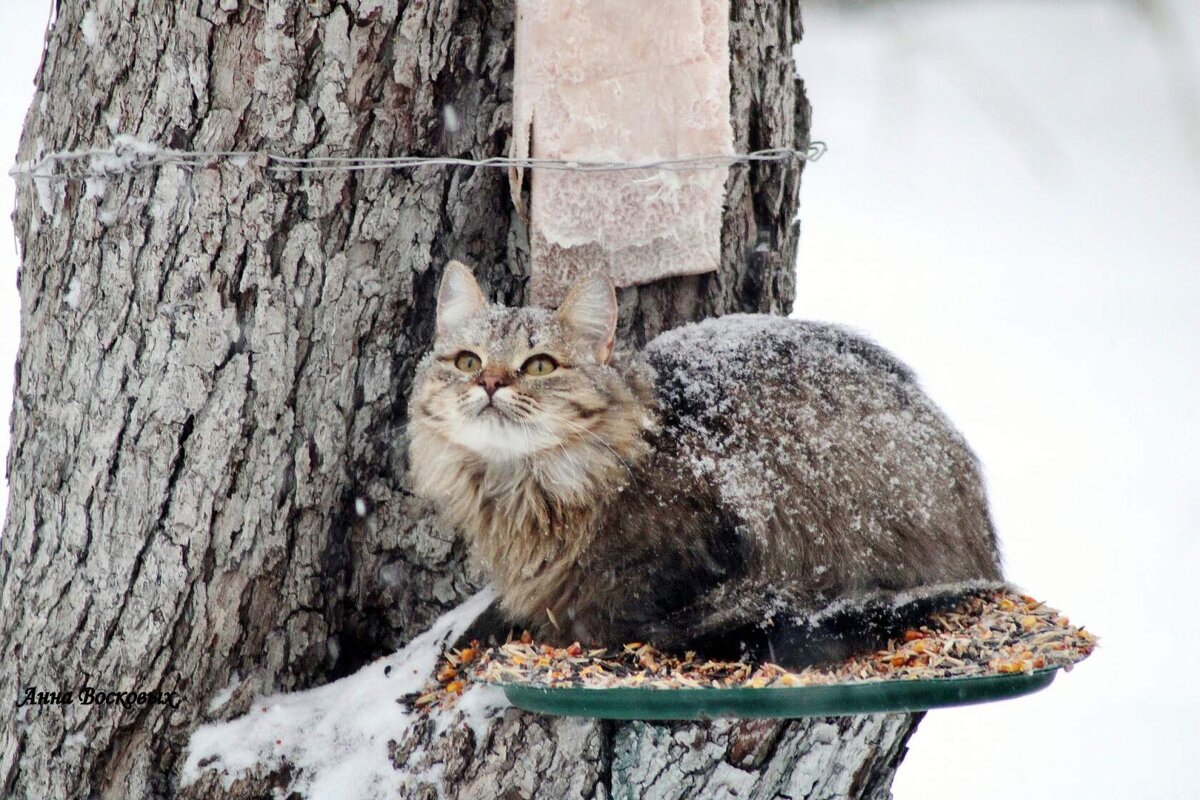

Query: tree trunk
left=0, top=1, right=919, bottom=798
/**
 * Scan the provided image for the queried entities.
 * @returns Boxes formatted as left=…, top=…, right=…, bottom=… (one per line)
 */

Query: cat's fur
left=408, top=262, right=1004, bottom=665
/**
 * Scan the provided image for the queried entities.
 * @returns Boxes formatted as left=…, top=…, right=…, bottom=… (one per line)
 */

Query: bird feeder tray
left=443, top=590, right=1096, bottom=720
left=493, top=668, right=1057, bottom=720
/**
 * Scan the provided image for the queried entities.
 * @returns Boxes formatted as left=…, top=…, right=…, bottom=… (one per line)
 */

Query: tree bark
left=0, top=1, right=918, bottom=798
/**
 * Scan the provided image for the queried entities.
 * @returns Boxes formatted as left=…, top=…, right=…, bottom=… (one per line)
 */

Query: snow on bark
left=512, top=0, right=734, bottom=305
left=181, top=590, right=504, bottom=799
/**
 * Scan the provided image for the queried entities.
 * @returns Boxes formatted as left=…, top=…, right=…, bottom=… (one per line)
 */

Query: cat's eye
left=521, top=354, right=558, bottom=376
left=454, top=351, right=481, bottom=372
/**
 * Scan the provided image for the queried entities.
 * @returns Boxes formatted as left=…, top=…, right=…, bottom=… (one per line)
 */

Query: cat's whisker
left=532, top=418, right=585, bottom=484
left=502, top=395, right=586, bottom=477
left=537, top=408, right=635, bottom=475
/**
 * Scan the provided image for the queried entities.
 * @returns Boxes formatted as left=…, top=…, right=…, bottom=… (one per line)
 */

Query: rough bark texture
left=179, top=712, right=921, bottom=800
left=0, top=1, right=918, bottom=798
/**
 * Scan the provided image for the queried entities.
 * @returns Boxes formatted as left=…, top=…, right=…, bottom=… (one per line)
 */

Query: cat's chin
left=445, top=413, right=557, bottom=461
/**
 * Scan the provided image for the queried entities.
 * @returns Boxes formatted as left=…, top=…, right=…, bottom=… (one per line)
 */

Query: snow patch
left=63, top=277, right=81, bottom=309
left=182, top=588, right=504, bottom=799
left=443, top=684, right=509, bottom=745
left=79, top=11, right=98, bottom=45
left=84, top=176, right=107, bottom=201
left=207, top=671, right=242, bottom=714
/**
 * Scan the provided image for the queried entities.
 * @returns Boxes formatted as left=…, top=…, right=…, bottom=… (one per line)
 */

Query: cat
left=407, top=261, right=1004, bottom=666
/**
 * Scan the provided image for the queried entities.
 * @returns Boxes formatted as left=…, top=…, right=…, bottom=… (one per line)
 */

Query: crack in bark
left=99, top=413, right=196, bottom=665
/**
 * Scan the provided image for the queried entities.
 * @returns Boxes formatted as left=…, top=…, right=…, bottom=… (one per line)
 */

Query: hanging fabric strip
left=511, top=0, right=734, bottom=305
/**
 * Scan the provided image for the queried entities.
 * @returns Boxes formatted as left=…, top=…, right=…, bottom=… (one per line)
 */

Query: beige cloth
left=511, top=0, right=733, bottom=305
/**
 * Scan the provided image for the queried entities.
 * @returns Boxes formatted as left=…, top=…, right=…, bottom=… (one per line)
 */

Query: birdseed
left=405, top=590, right=1096, bottom=710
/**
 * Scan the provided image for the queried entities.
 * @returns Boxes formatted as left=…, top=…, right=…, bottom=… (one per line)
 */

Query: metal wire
left=9, top=141, right=826, bottom=181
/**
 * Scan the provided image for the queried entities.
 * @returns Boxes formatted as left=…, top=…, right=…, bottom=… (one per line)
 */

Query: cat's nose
left=476, top=370, right=509, bottom=398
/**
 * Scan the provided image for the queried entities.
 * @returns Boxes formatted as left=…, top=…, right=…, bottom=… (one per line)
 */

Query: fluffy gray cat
left=408, top=262, right=1003, bottom=665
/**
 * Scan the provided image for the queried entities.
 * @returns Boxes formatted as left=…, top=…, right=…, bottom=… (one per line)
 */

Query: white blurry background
left=1, top=1, right=1196, bottom=797
left=796, top=1, right=1199, bottom=798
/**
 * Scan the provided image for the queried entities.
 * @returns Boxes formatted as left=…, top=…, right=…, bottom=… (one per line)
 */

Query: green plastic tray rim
left=496, top=668, right=1058, bottom=720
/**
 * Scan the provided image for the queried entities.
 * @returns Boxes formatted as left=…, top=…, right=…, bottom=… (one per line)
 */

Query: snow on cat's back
left=641, top=313, right=1002, bottom=592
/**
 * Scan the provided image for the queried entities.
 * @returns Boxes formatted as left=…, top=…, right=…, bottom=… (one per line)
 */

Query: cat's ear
left=556, top=270, right=617, bottom=364
left=437, top=260, right=487, bottom=337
